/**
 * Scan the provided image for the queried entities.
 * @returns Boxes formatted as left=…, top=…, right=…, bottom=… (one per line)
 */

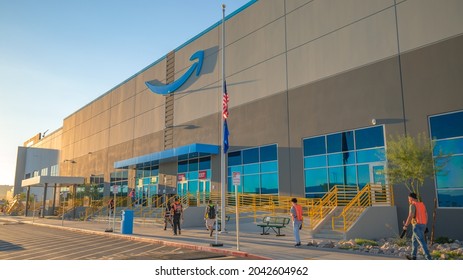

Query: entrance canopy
left=21, top=175, right=85, bottom=188
left=114, top=143, right=220, bottom=169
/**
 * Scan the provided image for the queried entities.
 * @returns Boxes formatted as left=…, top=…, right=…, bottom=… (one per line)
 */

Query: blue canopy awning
left=114, top=143, right=220, bottom=169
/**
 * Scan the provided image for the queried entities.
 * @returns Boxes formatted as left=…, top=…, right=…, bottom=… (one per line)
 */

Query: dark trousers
left=173, top=214, right=181, bottom=234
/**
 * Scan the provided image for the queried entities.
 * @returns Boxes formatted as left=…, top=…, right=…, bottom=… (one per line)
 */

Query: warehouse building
left=14, top=0, right=463, bottom=239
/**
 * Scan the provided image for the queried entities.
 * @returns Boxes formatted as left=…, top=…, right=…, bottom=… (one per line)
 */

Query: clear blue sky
left=0, top=0, right=252, bottom=185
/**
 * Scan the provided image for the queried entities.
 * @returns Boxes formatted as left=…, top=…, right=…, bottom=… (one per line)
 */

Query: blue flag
left=224, top=120, right=229, bottom=154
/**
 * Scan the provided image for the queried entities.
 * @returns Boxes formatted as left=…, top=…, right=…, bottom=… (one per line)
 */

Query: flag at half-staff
left=223, top=80, right=230, bottom=153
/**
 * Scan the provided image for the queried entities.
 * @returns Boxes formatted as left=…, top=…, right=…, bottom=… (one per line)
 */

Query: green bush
left=392, top=237, right=408, bottom=247
left=434, top=236, right=454, bottom=244
left=355, top=238, right=378, bottom=246
left=431, top=250, right=463, bottom=260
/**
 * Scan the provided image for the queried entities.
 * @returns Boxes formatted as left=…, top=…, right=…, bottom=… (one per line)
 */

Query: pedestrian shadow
left=0, top=240, right=24, bottom=252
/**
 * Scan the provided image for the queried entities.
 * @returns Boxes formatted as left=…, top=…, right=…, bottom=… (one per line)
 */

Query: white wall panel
left=286, top=0, right=394, bottom=51
left=285, top=0, right=312, bottom=13
left=109, top=118, right=134, bottom=147
left=287, top=7, right=397, bottom=90
left=133, top=107, right=165, bottom=138
left=227, top=53, right=287, bottom=108
left=110, top=96, right=135, bottom=126
left=397, top=0, right=463, bottom=53
left=227, top=18, right=286, bottom=78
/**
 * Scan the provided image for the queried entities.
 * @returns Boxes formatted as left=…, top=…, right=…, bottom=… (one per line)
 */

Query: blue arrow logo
left=145, top=50, right=204, bottom=95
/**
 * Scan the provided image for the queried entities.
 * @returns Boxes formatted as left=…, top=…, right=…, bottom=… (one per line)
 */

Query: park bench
left=215, top=215, right=230, bottom=231
left=256, top=216, right=290, bottom=236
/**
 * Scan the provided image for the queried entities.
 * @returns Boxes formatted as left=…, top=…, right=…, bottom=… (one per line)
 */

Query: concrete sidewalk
left=2, top=215, right=401, bottom=260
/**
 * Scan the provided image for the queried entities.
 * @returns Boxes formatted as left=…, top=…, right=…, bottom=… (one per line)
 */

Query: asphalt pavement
left=1, top=215, right=401, bottom=260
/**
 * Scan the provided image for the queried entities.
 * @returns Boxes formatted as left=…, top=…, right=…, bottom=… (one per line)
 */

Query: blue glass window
left=199, top=157, right=211, bottom=170
left=430, top=111, right=463, bottom=140
left=327, top=132, right=354, bottom=153
left=243, top=163, right=259, bottom=175
left=228, top=151, right=241, bottom=166
left=228, top=165, right=242, bottom=175
left=436, top=189, right=463, bottom=207
left=304, top=155, right=327, bottom=168
left=260, top=145, right=277, bottom=162
left=304, top=168, right=328, bottom=193
left=435, top=156, right=463, bottom=189
left=328, top=152, right=355, bottom=166
left=355, top=126, right=384, bottom=149
left=227, top=144, right=278, bottom=194
left=261, top=173, right=278, bottom=194
left=188, top=180, right=198, bottom=193
left=243, top=148, right=259, bottom=164
left=430, top=111, right=463, bottom=208
left=356, top=148, right=385, bottom=163
left=243, top=175, right=260, bottom=193
left=303, top=136, right=326, bottom=156
left=188, top=159, right=198, bottom=172
left=178, top=161, right=188, bottom=173
left=261, top=161, right=278, bottom=173
left=357, top=164, right=370, bottom=187
left=433, top=138, right=463, bottom=155
left=303, top=126, right=385, bottom=197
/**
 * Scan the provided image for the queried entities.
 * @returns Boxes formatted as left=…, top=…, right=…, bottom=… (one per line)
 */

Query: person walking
left=290, top=198, right=303, bottom=247
left=403, top=193, right=433, bottom=260
left=171, top=198, right=183, bottom=235
left=128, top=189, right=135, bottom=207
left=107, top=198, right=114, bottom=217
left=163, top=202, right=173, bottom=231
left=204, top=200, right=217, bottom=237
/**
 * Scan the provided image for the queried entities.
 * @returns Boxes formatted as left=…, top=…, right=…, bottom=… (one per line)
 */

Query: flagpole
left=220, top=3, right=227, bottom=233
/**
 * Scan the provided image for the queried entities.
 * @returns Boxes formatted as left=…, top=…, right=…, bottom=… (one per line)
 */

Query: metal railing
left=307, top=185, right=359, bottom=229
left=331, top=184, right=394, bottom=232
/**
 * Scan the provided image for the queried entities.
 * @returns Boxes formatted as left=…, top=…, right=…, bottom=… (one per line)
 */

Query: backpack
left=207, top=205, right=216, bottom=219
left=173, top=203, right=182, bottom=215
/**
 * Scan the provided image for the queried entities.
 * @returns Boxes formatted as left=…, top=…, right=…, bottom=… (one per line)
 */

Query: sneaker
left=295, top=243, right=301, bottom=247
left=405, top=255, right=416, bottom=260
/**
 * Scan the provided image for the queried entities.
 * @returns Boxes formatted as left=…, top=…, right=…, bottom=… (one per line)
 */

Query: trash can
left=121, top=209, right=133, bottom=234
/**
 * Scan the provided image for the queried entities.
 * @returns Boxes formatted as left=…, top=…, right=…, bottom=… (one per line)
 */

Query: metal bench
left=215, top=215, right=230, bottom=231
left=256, top=216, right=290, bottom=236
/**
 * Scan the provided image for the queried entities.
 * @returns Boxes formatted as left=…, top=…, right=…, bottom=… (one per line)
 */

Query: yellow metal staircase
left=332, top=184, right=394, bottom=232
left=308, top=185, right=359, bottom=230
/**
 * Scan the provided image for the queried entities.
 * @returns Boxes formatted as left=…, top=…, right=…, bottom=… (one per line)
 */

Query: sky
left=0, top=0, right=252, bottom=186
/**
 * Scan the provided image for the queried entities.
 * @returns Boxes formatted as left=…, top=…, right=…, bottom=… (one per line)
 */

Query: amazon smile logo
left=145, top=50, right=204, bottom=95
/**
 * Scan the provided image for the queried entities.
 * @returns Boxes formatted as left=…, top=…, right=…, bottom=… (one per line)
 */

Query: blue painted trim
left=114, top=143, right=220, bottom=169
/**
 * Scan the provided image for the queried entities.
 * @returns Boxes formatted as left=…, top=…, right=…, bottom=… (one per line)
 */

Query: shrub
left=355, top=238, right=378, bottom=246
left=434, top=236, right=454, bottom=244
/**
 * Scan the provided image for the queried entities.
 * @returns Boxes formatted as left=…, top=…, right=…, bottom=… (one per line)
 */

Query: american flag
left=222, top=80, right=229, bottom=119
left=222, top=80, right=229, bottom=154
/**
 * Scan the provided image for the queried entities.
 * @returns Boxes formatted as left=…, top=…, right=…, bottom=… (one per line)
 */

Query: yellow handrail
left=332, top=184, right=395, bottom=232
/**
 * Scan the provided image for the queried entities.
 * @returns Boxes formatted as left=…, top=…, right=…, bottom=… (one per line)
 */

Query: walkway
left=2, top=216, right=400, bottom=260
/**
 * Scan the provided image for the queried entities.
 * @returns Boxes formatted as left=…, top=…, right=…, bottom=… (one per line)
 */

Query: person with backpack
left=170, top=198, right=183, bottom=235
left=290, top=198, right=303, bottom=247
left=163, top=202, right=173, bottom=231
left=204, top=200, right=217, bottom=237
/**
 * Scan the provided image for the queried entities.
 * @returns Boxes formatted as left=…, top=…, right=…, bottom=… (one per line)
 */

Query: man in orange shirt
left=403, top=193, right=432, bottom=260
left=290, top=198, right=303, bottom=247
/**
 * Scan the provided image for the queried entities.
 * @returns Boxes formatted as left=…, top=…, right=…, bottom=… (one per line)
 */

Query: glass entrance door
left=198, top=180, right=210, bottom=205
left=177, top=181, right=188, bottom=198
left=370, top=164, right=386, bottom=185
